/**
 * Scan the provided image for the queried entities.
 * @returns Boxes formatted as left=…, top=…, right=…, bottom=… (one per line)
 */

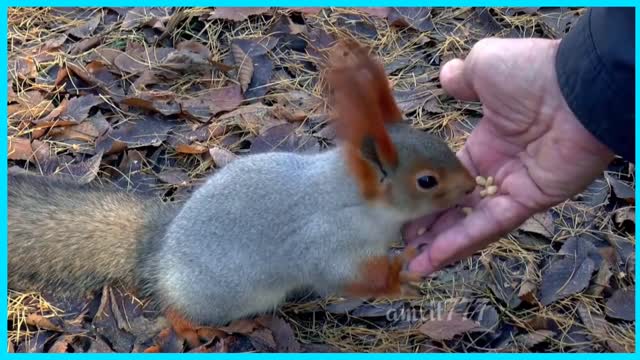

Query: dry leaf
left=60, top=95, right=104, bottom=123
left=605, top=172, right=635, bottom=204
left=69, top=36, right=102, bottom=55
left=157, top=169, right=190, bottom=186
left=518, top=262, right=539, bottom=304
left=540, top=238, right=597, bottom=305
left=286, top=7, right=323, bottom=15
left=49, top=336, right=73, bottom=353
left=33, top=99, right=72, bottom=129
left=60, top=151, right=104, bottom=184
left=250, top=123, right=319, bottom=154
left=613, top=207, right=635, bottom=226
left=514, top=330, right=555, bottom=348
left=388, top=7, right=434, bottom=31
left=519, top=211, right=555, bottom=238
left=256, top=316, right=301, bottom=353
left=418, top=312, right=481, bottom=341
left=208, top=7, right=271, bottom=21
left=26, top=314, right=63, bottom=332
left=218, top=318, right=260, bottom=335
left=10, top=56, right=37, bottom=79
left=325, top=298, right=366, bottom=314
left=577, top=303, right=609, bottom=341
left=217, top=103, right=284, bottom=133
left=180, top=85, right=244, bottom=121
left=587, top=260, right=613, bottom=297
left=107, top=116, right=176, bottom=149
left=122, top=7, right=171, bottom=30
left=8, top=137, right=33, bottom=161
left=359, top=7, right=391, bottom=18
left=231, top=43, right=254, bottom=93
left=175, top=143, right=209, bottom=154
left=209, top=147, right=238, bottom=168
left=68, top=13, right=102, bottom=38
left=122, top=91, right=181, bottom=116
left=43, top=34, right=68, bottom=50
left=606, top=287, right=635, bottom=321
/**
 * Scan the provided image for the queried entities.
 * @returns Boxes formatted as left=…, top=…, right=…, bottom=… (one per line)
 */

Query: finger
left=408, top=196, right=530, bottom=275
left=440, top=58, right=479, bottom=102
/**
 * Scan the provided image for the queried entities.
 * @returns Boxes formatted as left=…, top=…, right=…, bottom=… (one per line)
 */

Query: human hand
left=405, top=38, right=614, bottom=275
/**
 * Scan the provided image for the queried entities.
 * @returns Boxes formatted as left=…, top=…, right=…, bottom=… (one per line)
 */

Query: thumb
left=440, top=58, right=479, bottom=102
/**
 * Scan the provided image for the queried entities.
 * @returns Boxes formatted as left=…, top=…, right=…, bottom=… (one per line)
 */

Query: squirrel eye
left=416, top=175, right=439, bottom=190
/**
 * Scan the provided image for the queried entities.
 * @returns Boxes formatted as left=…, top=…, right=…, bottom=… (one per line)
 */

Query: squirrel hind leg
left=165, top=308, right=201, bottom=349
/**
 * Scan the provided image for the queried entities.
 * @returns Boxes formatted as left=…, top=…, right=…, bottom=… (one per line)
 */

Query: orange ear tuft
left=325, top=39, right=403, bottom=200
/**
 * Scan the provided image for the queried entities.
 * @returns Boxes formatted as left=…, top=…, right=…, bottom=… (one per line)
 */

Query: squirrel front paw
left=344, top=246, right=423, bottom=298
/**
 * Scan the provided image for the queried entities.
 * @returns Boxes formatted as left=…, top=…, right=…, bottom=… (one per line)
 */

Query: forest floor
left=7, top=7, right=635, bottom=353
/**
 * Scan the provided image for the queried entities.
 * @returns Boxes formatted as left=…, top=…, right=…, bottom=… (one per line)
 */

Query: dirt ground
left=7, top=7, right=635, bottom=353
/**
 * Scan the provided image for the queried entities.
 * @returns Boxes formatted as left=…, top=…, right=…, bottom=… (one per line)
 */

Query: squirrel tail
left=8, top=174, right=178, bottom=296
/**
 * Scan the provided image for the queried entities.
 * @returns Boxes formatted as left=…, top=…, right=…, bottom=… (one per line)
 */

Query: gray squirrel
left=8, top=39, right=476, bottom=347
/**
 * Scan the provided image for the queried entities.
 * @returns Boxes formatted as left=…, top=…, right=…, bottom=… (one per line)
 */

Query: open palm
left=405, top=38, right=614, bottom=275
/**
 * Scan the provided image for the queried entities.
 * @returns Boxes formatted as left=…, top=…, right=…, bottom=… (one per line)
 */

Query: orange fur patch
left=165, top=308, right=201, bottom=348
left=344, top=246, right=419, bottom=297
left=325, top=38, right=403, bottom=201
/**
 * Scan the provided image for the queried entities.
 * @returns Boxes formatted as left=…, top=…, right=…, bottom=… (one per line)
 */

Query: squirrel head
left=325, top=38, right=475, bottom=218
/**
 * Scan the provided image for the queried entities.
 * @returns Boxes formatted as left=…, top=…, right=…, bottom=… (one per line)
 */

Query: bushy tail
left=8, top=174, right=178, bottom=296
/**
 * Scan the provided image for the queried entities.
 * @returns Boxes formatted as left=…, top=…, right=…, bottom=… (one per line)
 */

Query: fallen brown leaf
left=99, top=116, right=175, bottom=152
left=69, top=36, right=102, bottom=55
left=231, top=43, right=254, bottom=93
left=59, top=151, right=104, bottom=184
left=175, top=143, right=208, bottom=154
left=60, top=95, right=104, bottom=123
left=33, top=98, right=72, bottom=129
left=514, top=330, right=555, bottom=348
left=418, top=312, right=481, bottom=341
left=10, top=56, right=37, bottom=79
left=207, top=7, right=271, bottom=21
left=157, top=169, right=190, bottom=186
left=540, top=237, right=598, bottom=305
left=388, top=7, right=434, bottom=31
left=68, top=12, right=102, bottom=38
left=43, top=34, right=68, bottom=51
left=8, top=137, right=33, bottom=161
left=606, top=287, right=635, bottom=321
left=519, top=211, right=556, bottom=239
left=359, top=7, right=391, bottom=18
left=122, top=91, right=181, bottom=116
left=256, top=316, right=301, bottom=352
left=180, top=85, right=244, bottom=121
left=250, top=123, right=319, bottom=154
left=286, top=7, right=323, bottom=15
left=122, top=7, right=172, bottom=30
left=218, top=319, right=260, bottom=335
left=209, top=147, right=238, bottom=168
left=26, top=313, right=63, bottom=332
left=605, top=173, right=635, bottom=204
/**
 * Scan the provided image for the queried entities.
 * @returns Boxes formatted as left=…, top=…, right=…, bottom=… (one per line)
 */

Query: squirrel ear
left=360, top=135, right=391, bottom=178
left=325, top=38, right=401, bottom=178
left=325, top=38, right=404, bottom=200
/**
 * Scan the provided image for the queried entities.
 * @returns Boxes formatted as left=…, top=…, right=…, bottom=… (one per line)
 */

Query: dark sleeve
left=555, top=7, right=635, bottom=162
